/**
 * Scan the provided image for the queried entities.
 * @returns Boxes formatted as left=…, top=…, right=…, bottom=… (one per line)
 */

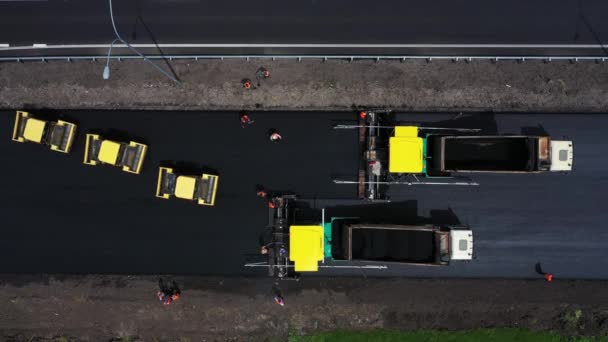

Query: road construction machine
left=83, top=133, right=147, bottom=174
left=12, top=111, right=76, bottom=153
left=155, top=166, right=219, bottom=206
left=334, top=110, right=574, bottom=201
left=246, top=195, right=473, bottom=280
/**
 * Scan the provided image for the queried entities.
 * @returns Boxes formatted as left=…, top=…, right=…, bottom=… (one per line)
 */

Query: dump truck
left=334, top=111, right=574, bottom=201
left=83, top=133, right=147, bottom=174
left=12, top=111, right=76, bottom=153
left=155, top=166, right=219, bottom=206
left=247, top=195, right=473, bottom=280
left=322, top=219, right=472, bottom=267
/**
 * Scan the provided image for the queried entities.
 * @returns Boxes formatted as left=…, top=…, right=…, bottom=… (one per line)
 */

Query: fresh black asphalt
left=1, top=111, right=606, bottom=279
left=0, top=0, right=607, bottom=46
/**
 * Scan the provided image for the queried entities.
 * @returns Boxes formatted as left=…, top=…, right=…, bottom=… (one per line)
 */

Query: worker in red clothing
left=269, top=129, right=282, bottom=143
left=255, top=67, right=271, bottom=86
left=256, top=185, right=268, bottom=198
left=240, top=112, right=254, bottom=128
left=359, top=111, right=367, bottom=119
left=242, top=79, right=254, bottom=89
left=157, top=279, right=181, bottom=305
left=273, top=283, right=285, bottom=306
left=535, top=262, right=554, bottom=282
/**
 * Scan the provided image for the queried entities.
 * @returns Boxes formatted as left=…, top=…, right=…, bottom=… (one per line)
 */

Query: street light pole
left=104, top=0, right=182, bottom=86
left=103, top=38, right=120, bottom=80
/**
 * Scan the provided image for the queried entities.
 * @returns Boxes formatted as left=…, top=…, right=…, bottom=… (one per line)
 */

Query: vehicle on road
left=12, top=111, right=76, bottom=153
left=246, top=195, right=473, bottom=280
left=83, top=133, right=147, bottom=174
left=155, top=166, right=219, bottom=206
left=334, top=111, right=574, bottom=201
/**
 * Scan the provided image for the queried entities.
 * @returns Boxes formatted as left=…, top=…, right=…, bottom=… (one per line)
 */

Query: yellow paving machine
left=333, top=110, right=574, bottom=201
left=246, top=194, right=473, bottom=280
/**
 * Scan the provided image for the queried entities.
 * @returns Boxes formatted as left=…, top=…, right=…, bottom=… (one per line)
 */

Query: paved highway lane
left=0, top=0, right=607, bottom=47
left=1, top=111, right=607, bottom=279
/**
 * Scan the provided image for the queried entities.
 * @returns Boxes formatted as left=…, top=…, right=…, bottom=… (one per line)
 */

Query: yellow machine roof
left=23, top=118, right=46, bottom=142
left=175, top=176, right=196, bottom=200
left=389, top=126, right=424, bottom=173
left=394, top=126, right=419, bottom=137
left=98, top=140, right=121, bottom=165
left=289, top=225, right=324, bottom=272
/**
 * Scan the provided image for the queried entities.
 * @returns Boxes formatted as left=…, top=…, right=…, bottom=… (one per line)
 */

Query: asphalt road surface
left=1, top=111, right=607, bottom=279
left=0, top=0, right=607, bottom=54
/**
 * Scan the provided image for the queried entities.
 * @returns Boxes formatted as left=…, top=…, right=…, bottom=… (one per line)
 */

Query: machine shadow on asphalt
left=292, top=200, right=462, bottom=227
left=159, top=160, right=219, bottom=176
left=88, top=127, right=149, bottom=147
left=420, top=112, right=499, bottom=134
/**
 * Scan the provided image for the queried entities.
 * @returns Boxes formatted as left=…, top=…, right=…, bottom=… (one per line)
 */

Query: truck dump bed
left=350, top=226, right=436, bottom=263
left=430, top=136, right=537, bottom=172
left=331, top=221, right=441, bottom=264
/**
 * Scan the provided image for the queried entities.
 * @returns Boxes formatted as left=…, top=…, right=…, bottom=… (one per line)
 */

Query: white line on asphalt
left=32, top=43, right=47, bottom=48
left=1, top=43, right=608, bottom=51
left=0, top=44, right=9, bottom=48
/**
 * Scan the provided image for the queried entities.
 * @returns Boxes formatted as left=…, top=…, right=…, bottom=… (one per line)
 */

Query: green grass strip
left=288, top=328, right=607, bottom=342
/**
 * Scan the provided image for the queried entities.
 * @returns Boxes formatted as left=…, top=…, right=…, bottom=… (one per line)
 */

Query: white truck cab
left=550, top=140, right=574, bottom=171
left=450, top=230, right=474, bottom=260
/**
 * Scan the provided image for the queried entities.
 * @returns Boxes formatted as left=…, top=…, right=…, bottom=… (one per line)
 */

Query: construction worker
left=240, top=112, right=254, bottom=128
left=242, top=79, right=254, bottom=89
left=273, top=284, right=285, bottom=306
left=535, top=262, right=553, bottom=282
left=269, top=130, right=282, bottom=143
left=157, top=279, right=181, bottom=305
left=274, top=294, right=285, bottom=306
left=256, top=185, right=268, bottom=198
left=255, top=67, right=270, bottom=86
left=260, top=245, right=269, bottom=255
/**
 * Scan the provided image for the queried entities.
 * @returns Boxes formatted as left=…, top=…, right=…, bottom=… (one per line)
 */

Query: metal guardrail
left=1, top=54, right=607, bottom=63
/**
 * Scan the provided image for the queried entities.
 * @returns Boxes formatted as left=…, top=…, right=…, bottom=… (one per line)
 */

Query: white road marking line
left=32, top=43, right=47, bottom=48
left=0, top=44, right=9, bottom=48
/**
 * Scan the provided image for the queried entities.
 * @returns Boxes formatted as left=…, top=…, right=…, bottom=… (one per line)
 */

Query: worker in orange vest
left=242, top=79, right=254, bottom=89
left=535, top=262, right=554, bottom=282
left=157, top=279, right=181, bottom=305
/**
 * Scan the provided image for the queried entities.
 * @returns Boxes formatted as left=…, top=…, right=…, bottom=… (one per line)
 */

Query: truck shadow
left=296, top=200, right=461, bottom=226
left=521, top=124, right=550, bottom=136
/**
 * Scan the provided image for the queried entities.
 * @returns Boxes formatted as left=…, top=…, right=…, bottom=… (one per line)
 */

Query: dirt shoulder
left=0, top=275, right=607, bottom=341
left=1, top=59, right=608, bottom=112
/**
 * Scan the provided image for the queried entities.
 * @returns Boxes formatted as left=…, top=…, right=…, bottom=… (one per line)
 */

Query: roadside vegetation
left=288, top=329, right=607, bottom=342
